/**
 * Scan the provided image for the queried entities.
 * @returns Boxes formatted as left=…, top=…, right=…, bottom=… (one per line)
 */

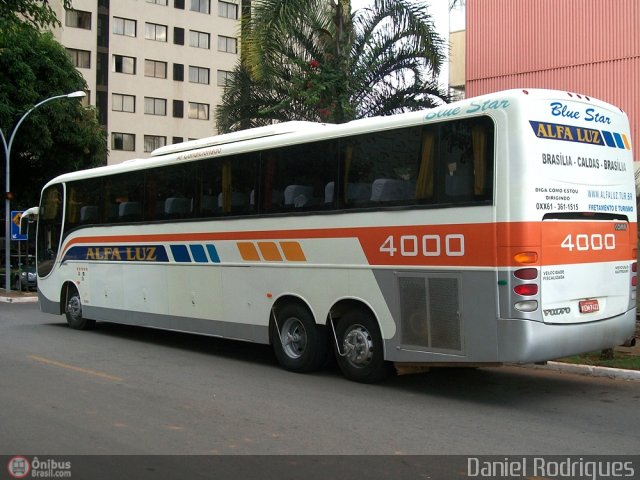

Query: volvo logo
left=543, top=307, right=571, bottom=316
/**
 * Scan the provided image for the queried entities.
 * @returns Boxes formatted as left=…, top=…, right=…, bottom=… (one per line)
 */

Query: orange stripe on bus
left=280, top=241, right=306, bottom=261
left=61, top=220, right=637, bottom=268
left=257, top=241, right=282, bottom=261
left=237, top=242, right=260, bottom=261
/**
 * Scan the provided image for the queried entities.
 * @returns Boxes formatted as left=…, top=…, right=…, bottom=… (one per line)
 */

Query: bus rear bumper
left=497, top=308, right=637, bottom=364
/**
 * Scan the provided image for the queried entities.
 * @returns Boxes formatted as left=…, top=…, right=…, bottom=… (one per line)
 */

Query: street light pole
left=1, top=91, right=86, bottom=292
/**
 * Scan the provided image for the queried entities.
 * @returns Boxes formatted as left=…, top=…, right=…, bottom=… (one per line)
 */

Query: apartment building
left=52, top=0, right=241, bottom=164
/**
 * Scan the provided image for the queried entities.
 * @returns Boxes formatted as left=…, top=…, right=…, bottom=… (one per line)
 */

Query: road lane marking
left=28, top=355, right=123, bottom=382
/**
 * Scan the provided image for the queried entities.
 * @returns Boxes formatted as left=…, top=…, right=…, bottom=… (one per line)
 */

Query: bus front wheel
left=65, top=286, right=96, bottom=330
left=334, top=310, right=393, bottom=383
left=271, top=303, right=328, bottom=373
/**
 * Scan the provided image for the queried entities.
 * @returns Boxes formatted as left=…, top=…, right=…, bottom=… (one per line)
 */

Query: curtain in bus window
left=66, top=187, right=79, bottom=225
left=342, top=145, right=353, bottom=204
left=472, top=124, right=487, bottom=196
left=41, top=187, right=61, bottom=220
left=262, top=155, right=276, bottom=211
left=221, top=161, right=232, bottom=213
left=416, top=130, right=435, bottom=200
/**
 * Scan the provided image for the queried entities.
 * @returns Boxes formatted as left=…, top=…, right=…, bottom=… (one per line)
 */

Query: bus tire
left=65, top=286, right=96, bottom=330
left=334, top=310, right=393, bottom=383
left=271, top=303, right=328, bottom=373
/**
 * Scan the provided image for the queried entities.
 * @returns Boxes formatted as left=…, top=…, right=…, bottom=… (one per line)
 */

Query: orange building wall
left=466, top=0, right=640, bottom=158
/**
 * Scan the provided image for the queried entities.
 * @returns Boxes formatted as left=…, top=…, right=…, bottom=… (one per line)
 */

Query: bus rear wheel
left=271, top=303, right=328, bottom=373
left=334, top=310, right=393, bottom=383
left=65, top=286, right=95, bottom=330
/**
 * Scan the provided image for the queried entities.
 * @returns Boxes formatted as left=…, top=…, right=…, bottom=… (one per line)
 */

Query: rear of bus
left=497, top=90, right=637, bottom=362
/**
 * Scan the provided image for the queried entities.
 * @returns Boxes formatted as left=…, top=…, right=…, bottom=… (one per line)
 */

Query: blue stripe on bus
left=62, top=245, right=169, bottom=262
left=190, top=244, right=208, bottom=263
left=63, top=243, right=222, bottom=264
left=613, top=132, right=625, bottom=149
left=171, top=244, right=191, bottom=262
left=601, top=130, right=616, bottom=147
left=206, top=244, right=221, bottom=263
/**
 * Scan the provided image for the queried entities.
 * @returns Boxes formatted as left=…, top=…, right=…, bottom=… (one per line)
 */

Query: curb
left=521, top=361, right=640, bottom=382
left=0, top=294, right=38, bottom=304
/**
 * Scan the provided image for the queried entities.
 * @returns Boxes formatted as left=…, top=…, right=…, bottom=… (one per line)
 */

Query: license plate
left=579, top=299, right=600, bottom=313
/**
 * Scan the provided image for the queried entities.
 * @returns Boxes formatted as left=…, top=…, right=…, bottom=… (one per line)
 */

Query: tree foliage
left=216, top=0, right=449, bottom=132
left=0, top=23, right=107, bottom=209
left=0, top=0, right=73, bottom=30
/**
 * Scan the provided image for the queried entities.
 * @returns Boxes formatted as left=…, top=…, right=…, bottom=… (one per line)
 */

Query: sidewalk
left=0, top=289, right=38, bottom=303
left=1, top=288, right=638, bottom=380
left=525, top=338, right=640, bottom=382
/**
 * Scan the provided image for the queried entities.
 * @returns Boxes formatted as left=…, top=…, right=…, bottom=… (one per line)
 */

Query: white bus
left=28, top=89, right=637, bottom=382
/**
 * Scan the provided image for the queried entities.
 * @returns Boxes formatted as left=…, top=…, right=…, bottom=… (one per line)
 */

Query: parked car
left=0, top=256, right=37, bottom=291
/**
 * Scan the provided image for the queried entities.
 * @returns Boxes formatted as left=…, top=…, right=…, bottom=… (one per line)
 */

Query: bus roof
left=150, top=121, right=327, bottom=157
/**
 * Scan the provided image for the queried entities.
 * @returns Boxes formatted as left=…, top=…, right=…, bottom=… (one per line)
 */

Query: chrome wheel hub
left=280, top=317, right=307, bottom=359
left=343, top=325, right=374, bottom=368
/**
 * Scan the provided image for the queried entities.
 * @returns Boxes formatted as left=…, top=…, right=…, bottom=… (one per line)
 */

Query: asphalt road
left=1, top=303, right=639, bottom=457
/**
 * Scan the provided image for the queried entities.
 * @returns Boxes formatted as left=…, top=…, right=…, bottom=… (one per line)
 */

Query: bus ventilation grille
left=398, top=276, right=462, bottom=352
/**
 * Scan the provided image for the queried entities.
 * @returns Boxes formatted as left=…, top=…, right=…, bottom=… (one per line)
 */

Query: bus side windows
left=164, top=197, right=191, bottom=217
left=370, top=178, right=415, bottom=203
left=284, top=184, right=313, bottom=208
left=80, top=206, right=99, bottom=223
left=438, top=117, right=493, bottom=203
left=118, top=201, right=142, bottom=221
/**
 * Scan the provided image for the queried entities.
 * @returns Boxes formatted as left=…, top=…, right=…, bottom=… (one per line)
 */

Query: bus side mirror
left=19, top=206, right=39, bottom=236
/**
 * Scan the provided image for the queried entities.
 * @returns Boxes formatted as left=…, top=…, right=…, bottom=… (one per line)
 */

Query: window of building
left=172, top=136, right=184, bottom=144
left=217, top=35, right=237, bottom=53
left=145, top=22, right=167, bottom=42
left=144, top=135, right=167, bottom=152
left=189, top=66, right=210, bottom=85
left=174, top=0, right=185, bottom=8
left=144, top=97, right=167, bottom=116
left=144, top=59, right=167, bottom=78
left=113, top=17, right=136, bottom=37
left=173, top=100, right=184, bottom=118
left=190, top=0, right=210, bottom=13
left=188, top=102, right=209, bottom=120
left=112, top=93, right=135, bottom=113
left=112, top=133, right=135, bottom=151
left=97, top=14, right=109, bottom=47
left=65, top=9, right=91, bottom=29
left=218, top=1, right=237, bottom=19
left=217, top=70, right=234, bottom=87
left=67, top=48, right=91, bottom=68
left=147, top=0, right=168, bottom=5
left=189, top=30, right=210, bottom=49
left=174, top=27, right=185, bottom=45
left=113, top=55, right=136, bottom=74
left=173, top=63, right=184, bottom=81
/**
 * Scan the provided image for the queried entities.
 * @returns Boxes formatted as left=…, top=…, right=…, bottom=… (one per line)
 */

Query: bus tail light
left=514, top=268, right=538, bottom=280
left=514, top=284, right=538, bottom=296
left=632, top=262, right=637, bottom=287
left=515, top=300, right=538, bottom=312
left=513, top=251, right=538, bottom=264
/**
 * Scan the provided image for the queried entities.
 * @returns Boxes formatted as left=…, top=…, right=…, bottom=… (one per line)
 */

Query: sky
left=350, top=0, right=465, bottom=89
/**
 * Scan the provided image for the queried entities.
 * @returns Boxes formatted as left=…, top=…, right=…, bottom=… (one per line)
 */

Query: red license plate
left=579, top=299, right=600, bottom=314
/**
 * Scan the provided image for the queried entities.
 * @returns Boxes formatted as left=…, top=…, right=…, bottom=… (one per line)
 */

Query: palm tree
left=216, top=0, right=449, bottom=132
